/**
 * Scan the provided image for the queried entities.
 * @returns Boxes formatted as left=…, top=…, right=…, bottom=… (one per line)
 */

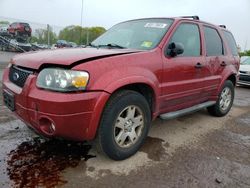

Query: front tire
left=207, top=80, right=234, bottom=117
left=97, top=90, right=151, bottom=160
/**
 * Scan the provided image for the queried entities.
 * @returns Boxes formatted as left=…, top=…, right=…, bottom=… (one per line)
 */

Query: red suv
left=2, top=16, right=239, bottom=160
left=7, top=22, right=32, bottom=37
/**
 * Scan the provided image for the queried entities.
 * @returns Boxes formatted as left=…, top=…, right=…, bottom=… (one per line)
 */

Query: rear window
left=204, top=26, right=224, bottom=56
left=223, top=31, right=238, bottom=56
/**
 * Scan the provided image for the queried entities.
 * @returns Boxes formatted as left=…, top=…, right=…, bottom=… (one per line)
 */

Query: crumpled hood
left=240, top=64, right=250, bottom=72
left=12, top=47, right=141, bottom=70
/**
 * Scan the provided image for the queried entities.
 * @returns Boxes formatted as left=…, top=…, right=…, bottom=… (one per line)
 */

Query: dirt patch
left=140, top=136, right=168, bottom=161
left=228, top=111, right=250, bottom=136
left=86, top=113, right=250, bottom=188
left=0, top=76, right=249, bottom=188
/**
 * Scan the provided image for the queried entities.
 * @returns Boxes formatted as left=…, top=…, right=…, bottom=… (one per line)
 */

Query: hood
left=12, top=47, right=141, bottom=70
left=239, top=64, right=250, bottom=72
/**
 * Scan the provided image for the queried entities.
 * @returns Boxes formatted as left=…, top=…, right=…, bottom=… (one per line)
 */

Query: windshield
left=91, top=18, right=173, bottom=50
left=241, top=57, right=250, bottom=65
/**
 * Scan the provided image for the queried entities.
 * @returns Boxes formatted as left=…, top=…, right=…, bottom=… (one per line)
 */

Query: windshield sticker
left=141, top=41, right=153, bottom=48
left=144, top=23, right=168, bottom=29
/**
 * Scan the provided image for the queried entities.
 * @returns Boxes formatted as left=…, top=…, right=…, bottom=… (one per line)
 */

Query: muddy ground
left=0, top=52, right=250, bottom=188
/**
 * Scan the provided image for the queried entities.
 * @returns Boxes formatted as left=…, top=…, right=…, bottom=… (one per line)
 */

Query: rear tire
left=97, top=90, right=151, bottom=160
left=207, top=80, right=234, bottom=117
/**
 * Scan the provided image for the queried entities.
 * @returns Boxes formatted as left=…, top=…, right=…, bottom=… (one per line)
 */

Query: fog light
left=39, top=118, right=56, bottom=135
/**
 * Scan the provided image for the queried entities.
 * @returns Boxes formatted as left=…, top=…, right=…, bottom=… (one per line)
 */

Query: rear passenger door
left=161, top=22, right=206, bottom=112
left=202, top=26, right=226, bottom=99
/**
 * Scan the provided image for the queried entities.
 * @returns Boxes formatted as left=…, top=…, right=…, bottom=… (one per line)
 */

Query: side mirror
left=166, top=42, right=184, bottom=57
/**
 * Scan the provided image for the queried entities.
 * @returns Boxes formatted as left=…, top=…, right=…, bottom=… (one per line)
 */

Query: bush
left=239, top=50, right=250, bottom=57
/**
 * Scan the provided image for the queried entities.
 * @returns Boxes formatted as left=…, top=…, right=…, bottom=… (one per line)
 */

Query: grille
left=9, top=66, right=33, bottom=87
left=239, top=71, right=247, bottom=74
left=239, top=75, right=250, bottom=82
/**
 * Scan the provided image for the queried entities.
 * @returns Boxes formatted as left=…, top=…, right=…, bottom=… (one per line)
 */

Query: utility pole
left=86, top=28, right=89, bottom=45
left=244, top=40, right=248, bottom=51
left=47, top=24, right=50, bottom=46
left=80, top=0, right=84, bottom=45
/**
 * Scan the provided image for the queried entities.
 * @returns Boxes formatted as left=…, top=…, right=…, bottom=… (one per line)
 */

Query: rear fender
left=217, top=68, right=237, bottom=95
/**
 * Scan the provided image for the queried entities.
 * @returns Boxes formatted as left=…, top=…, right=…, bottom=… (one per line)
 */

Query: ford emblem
left=13, top=72, right=20, bottom=81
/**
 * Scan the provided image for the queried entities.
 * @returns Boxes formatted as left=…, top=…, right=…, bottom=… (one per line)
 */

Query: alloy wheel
left=114, top=105, right=144, bottom=148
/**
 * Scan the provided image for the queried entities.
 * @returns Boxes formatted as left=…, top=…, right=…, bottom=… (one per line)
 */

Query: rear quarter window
left=223, top=31, right=238, bottom=56
left=204, top=26, right=224, bottom=56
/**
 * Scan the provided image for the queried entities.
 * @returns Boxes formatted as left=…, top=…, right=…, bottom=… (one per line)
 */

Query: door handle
left=220, top=61, right=227, bottom=67
left=195, top=62, right=203, bottom=69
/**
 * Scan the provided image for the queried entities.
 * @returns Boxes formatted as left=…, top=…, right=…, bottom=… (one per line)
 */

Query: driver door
left=160, top=22, right=206, bottom=113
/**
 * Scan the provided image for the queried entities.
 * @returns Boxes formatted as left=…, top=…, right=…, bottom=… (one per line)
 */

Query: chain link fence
left=0, top=17, right=106, bottom=52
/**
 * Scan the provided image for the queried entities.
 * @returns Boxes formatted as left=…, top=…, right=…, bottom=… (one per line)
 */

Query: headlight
left=37, top=68, right=89, bottom=92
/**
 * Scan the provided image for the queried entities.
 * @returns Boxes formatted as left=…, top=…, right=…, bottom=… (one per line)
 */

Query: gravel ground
left=0, top=51, right=250, bottom=188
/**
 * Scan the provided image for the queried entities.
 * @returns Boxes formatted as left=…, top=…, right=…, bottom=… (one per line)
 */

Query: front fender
left=89, top=67, right=161, bottom=118
left=86, top=68, right=161, bottom=139
left=91, top=67, right=160, bottom=96
left=105, top=76, right=159, bottom=94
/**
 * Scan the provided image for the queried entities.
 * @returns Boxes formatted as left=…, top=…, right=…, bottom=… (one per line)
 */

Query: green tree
left=33, top=28, right=57, bottom=44
left=59, top=25, right=106, bottom=45
left=239, top=50, right=250, bottom=57
left=30, top=36, right=39, bottom=43
left=0, top=21, right=9, bottom=25
left=88, top=27, right=106, bottom=43
left=59, top=25, right=82, bottom=44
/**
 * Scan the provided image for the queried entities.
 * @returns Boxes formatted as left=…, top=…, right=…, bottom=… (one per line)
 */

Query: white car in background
left=238, top=56, right=250, bottom=86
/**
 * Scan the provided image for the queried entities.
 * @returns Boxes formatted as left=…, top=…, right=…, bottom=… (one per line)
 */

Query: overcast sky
left=0, top=0, right=249, bottom=50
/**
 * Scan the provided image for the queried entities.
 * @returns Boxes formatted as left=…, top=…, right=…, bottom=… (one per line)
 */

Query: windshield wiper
left=97, top=43, right=127, bottom=49
left=87, top=43, right=98, bottom=48
left=86, top=43, right=127, bottom=49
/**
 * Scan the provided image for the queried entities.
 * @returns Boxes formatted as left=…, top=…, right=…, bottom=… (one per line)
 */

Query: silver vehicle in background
left=238, top=56, right=250, bottom=86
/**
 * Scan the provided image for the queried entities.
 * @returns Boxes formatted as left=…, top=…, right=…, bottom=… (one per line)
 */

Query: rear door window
left=223, top=31, right=238, bottom=56
left=169, top=23, right=201, bottom=57
left=204, top=26, right=223, bottom=56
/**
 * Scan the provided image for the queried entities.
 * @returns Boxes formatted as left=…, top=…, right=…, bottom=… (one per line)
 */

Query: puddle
left=6, top=137, right=95, bottom=187
left=140, top=136, right=168, bottom=161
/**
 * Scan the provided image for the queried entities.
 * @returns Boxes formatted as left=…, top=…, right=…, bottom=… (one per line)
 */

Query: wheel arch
left=109, top=82, right=157, bottom=116
left=226, top=74, right=237, bottom=86
left=88, top=80, right=159, bottom=140
left=213, top=72, right=237, bottom=101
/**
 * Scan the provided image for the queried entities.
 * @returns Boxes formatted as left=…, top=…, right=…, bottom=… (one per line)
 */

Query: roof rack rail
left=180, top=16, right=200, bottom=20
left=219, top=25, right=226, bottom=28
